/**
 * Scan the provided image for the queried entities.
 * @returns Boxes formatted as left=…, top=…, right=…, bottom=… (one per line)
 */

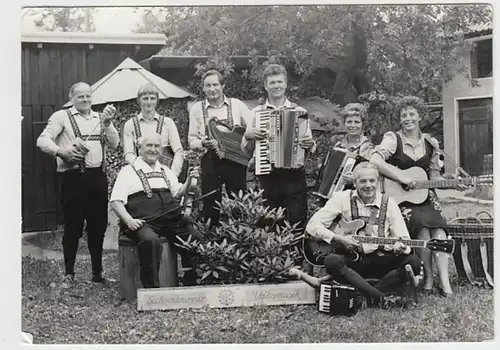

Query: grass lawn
left=22, top=200, right=495, bottom=344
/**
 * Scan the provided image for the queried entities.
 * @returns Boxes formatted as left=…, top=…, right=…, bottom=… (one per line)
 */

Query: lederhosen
left=62, top=110, right=108, bottom=276
left=350, top=190, right=389, bottom=255
left=386, top=132, right=447, bottom=238
left=123, top=166, right=181, bottom=232
left=200, top=98, right=247, bottom=225
left=66, top=110, right=106, bottom=171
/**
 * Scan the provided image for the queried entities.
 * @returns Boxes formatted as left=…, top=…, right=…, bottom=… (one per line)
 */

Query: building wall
left=442, top=36, right=493, bottom=173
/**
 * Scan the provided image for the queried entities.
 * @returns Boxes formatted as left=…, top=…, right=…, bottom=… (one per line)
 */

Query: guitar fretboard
left=353, top=236, right=426, bottom=248
left=414, top=178, right=474, bottom=189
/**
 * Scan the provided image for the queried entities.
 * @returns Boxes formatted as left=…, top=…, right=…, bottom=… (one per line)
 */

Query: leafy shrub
left=176, top=189, right=304, bottom=285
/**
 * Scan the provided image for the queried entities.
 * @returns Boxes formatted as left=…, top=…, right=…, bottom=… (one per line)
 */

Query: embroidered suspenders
left=350, top=191, right=389, bottom=238
left=132, top=166, right=171, bottom=198
left=201, top=98, right=234, bottom=137
left=66, top=109, right=105, bottom=171
left=132, top=115, right=165, bottom=156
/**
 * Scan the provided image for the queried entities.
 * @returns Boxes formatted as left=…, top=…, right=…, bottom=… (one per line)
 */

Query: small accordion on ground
left=448, top=211, right=494, bottom=288
left=318, top=282, right=364, bottom=316
left=207, top=118, right=252, bottom=167
left=254, top=107, right=309, bottom=175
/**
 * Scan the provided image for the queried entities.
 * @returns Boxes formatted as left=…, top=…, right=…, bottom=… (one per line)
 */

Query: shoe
left=437, top=286, right=453, bottom=298
left=92, top=274, right=116, bottom=283
left=379, top=295, right=409, bottom=310
left=61, top=274, right=75, bottom=289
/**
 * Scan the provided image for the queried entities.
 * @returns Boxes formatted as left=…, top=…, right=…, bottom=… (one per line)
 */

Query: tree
left=33, top=8, right=96, bottom=32
left=149, top=4, right=490, bottom=105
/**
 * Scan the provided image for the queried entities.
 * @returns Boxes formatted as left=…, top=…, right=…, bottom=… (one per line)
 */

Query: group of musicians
left=37, top=63, right=465, bottom=309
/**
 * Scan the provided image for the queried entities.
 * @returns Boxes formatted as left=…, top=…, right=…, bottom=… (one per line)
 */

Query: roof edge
left=21, top=31, right=166, bottom=46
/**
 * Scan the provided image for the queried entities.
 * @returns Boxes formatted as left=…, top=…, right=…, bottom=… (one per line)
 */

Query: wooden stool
left=118, top=235, right=179, bottom=302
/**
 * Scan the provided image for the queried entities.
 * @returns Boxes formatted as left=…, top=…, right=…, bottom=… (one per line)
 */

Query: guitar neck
left=414, top=178, right=474, bottom=189
left=353, top=236, right=427, bottom=248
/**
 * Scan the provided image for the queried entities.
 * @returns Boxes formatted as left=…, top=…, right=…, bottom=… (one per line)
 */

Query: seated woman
left=315, top=103, right=374, bottom=199
left=370, top=96, right=465, bottom=296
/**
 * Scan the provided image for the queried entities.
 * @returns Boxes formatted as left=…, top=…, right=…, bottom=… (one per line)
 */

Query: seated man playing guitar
left=301, top=162, right=423, bottom=308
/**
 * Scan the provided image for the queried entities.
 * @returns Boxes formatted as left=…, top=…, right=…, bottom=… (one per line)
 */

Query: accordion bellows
left=208, top=118, right=252, bottom=167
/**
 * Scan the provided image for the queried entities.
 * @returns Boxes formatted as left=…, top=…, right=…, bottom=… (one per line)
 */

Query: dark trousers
left=324, top=251, right=422, bottom=299
left=60, top=168, right=108, bottom=276
left=200, top=151, right=247, bottom=226
left=124, top=190, right=201, bottom=288
left=257, top=168, right=308, bottom=229
left=124, top=221, right=196, bottom=288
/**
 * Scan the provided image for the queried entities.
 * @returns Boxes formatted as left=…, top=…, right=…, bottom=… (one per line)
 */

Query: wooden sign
left=137, top=281, right=316, bottom=311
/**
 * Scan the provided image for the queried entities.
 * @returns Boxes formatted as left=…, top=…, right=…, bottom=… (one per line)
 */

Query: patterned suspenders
left=132, top=115, right=165, bottom=156
left=201, top=98, right=234, bottom=137
left=132, top=166, right=171, bottom=198
left=66, top=109, right=105, bottom=171
left=350, top=190, right=389, bottom=246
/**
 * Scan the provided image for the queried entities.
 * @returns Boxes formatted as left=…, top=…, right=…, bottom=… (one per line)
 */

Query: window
left=470, top=38, right=492, bottom=79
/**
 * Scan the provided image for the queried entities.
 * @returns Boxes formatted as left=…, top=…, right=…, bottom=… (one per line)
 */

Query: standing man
left=242, top=64, right=315, bottom=230
left=188, top=69, right=252, bottom=227
left=123, top=83, right=185, bottom=179
left=37, top=82, right=119, bottom=288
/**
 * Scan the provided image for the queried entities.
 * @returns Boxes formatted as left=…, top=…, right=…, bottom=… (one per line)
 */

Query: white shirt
left=36, top=106, right=120, bottom=172
left=122, top=112, right=184, bottom=175
left=110, top=157, right=182, bottom=205
left=305, top=190, right=410, bottom=254
left=188, top=96, right=252, bottom=151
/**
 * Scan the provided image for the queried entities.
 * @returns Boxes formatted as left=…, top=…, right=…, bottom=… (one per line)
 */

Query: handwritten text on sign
left=137, top=282, right=316, bottom=311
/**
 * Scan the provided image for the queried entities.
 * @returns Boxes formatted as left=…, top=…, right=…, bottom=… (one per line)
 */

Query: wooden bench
left=118, top=234, right=179, bottom=302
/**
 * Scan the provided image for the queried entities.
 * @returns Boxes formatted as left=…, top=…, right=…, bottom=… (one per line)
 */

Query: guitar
left=382, top=167, right=493, bottom=205
left=302, top=216, right=455, bottom=267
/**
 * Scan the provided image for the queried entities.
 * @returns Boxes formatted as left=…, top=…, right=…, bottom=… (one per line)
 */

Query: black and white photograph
left=13, top=1, right=495, bottom=345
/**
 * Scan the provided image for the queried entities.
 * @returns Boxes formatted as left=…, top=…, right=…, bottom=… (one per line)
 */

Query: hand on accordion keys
left=244, top=127, right=267, bottom=140
left=299, top=134, right=314, bottom=149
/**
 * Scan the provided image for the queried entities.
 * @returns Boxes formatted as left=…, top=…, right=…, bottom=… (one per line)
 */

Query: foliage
left=141, top=4, right=491, bottom=106
left=176, top=189, right=304, bottom=285
left=32, top=7, right=97, bottom=32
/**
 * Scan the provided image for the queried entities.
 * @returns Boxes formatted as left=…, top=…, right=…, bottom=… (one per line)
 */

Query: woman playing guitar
left=370, top=96, right=466, bottom=297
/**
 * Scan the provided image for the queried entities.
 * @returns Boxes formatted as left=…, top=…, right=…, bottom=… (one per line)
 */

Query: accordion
left=254, top=108, right=309, bottom=175
left=319, top=282, right=364, bottom=316
left=313, top=147, right=360, bottom=200
left=207, top=118, right=252, bottom=167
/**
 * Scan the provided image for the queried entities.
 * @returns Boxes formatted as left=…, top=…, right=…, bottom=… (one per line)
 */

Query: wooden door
left=458, top=98, right=493, bottom=176
left=22, top=104, right=60, bottom=232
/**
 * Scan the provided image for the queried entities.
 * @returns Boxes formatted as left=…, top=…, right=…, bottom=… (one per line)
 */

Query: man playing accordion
left=242, top=64, right=315, bottom=230
left=303, top=162, right=422, bottom=308
left=188, top=70, right=252, bottom=228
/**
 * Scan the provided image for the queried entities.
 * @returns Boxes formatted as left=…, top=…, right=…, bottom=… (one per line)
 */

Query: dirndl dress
left=387, top=133, right=447, bottom=238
